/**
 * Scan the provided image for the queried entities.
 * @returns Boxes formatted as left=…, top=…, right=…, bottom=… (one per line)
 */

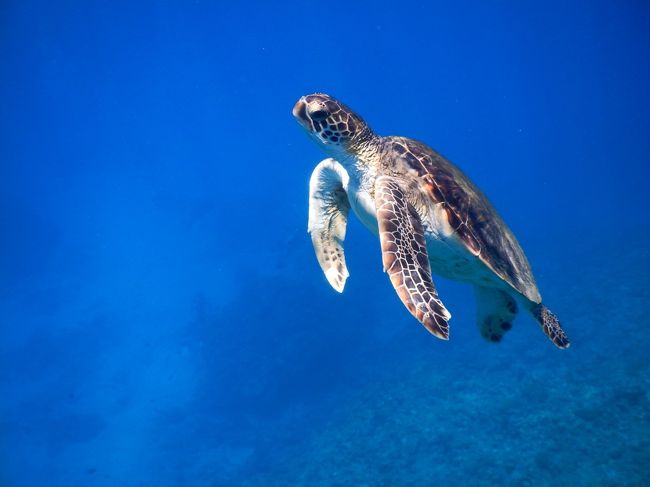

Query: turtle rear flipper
left=531, top=303, right=570, bottom=349
left=474, top=286, right=518, bottom=343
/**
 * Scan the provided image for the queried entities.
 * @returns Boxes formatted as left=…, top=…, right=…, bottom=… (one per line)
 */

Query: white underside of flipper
left=308, top=158, right=506, bottom=297
left=308, top=158, right=351, bottom=293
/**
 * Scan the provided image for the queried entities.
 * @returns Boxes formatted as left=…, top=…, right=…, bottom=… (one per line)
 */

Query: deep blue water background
left=2, top=1, right=650, bottom=485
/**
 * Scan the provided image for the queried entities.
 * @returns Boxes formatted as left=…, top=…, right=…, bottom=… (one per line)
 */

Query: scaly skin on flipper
left=532, top=304, right=570, bottom=349
left=376, top=175, right=451, bottom=339
left=308, top=158, right=351, bottom=293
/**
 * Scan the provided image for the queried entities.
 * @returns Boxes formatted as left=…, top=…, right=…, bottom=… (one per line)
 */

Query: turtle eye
left=310, top=109, right=328, bottom=121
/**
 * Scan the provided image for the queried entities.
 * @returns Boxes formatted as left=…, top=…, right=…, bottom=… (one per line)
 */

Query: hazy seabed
left=2, top=226, right=649, bottom=487
left=31, top=229, right=639, bottom=487
left=224, top=232, right=650, bottom=486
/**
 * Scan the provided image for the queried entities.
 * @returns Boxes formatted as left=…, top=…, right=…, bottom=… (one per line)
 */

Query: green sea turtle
left=293, top=93, right=569, bottom=348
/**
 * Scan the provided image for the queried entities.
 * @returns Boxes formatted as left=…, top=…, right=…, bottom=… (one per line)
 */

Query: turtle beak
left=292, top=98, right=309, bottom=124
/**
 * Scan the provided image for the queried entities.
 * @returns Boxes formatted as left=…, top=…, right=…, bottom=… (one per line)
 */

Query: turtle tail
left=531, top=303, right=570, bottom=349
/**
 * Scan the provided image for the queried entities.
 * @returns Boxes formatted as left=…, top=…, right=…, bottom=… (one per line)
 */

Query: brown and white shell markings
left=294, top=93, right=570, bottom=349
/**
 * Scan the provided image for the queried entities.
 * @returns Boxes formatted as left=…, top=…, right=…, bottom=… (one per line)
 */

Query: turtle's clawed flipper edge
left=308, top=158, right=351, bottom=293
left=531, top=303, right=570, bottom=349
left=375, top=176, right=451, bottom=340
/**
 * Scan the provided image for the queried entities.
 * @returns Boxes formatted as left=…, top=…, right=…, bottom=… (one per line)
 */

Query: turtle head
left=293, top=93, right=373, bottom=154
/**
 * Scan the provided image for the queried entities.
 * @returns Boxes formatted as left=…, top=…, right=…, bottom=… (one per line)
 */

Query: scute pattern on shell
left=382, top=137, right=541, bottom=303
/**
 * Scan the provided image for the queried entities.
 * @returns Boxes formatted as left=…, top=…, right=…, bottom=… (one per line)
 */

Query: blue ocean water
left=1, top=1, right=649, bottom=485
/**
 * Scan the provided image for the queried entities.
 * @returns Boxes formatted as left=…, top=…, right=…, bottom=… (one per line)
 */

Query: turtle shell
left=382, top=136, right=542, bottom=303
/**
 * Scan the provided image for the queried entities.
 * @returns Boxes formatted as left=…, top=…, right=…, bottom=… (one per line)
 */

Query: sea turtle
left=293, top=93, right=569, bottom=348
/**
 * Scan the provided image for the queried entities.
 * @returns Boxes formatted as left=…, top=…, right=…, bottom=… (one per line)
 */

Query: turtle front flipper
left=308, top=158, right=351, bottom=293
left=375, top=176, right=451, bottom=340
